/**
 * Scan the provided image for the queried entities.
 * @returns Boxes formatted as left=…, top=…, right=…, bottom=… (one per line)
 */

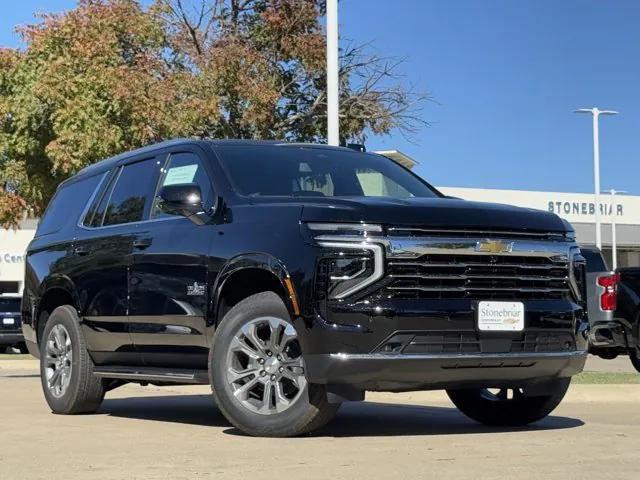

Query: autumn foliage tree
left=0, top=0, right=427, bottom=228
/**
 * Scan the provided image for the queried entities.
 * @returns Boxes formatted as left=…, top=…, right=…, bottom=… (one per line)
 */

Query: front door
left=128, top=149, right=216, bottom=369
left=71, top=156, right=162, bottom=365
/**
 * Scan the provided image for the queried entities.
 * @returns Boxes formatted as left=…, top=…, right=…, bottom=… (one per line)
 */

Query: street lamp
left=602, top=189, right=627, bottom=270
left=575, top=107, right=618, bottom=250
left=326, top=0, right=339, bottom=146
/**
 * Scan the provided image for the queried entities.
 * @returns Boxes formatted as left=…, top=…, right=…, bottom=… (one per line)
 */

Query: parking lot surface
left=1, top=359, right=639, bottom=480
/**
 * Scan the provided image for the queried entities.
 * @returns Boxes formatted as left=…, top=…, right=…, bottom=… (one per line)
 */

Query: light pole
left=575, top=107, right=618, bottom=250
left=603, top=189, right=627, bottom=270
left=326, top=0, right=339, bottom=146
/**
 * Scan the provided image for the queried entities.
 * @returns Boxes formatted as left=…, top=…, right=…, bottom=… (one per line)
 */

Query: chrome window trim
left=78, top=215, right=183, bottom=232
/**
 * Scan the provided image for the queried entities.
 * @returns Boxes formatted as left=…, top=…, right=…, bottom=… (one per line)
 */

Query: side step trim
left=93, top=366, right=209, bottom=385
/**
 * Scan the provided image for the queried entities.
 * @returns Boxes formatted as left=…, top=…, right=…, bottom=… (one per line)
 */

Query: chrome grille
left=386, top=253, right=571, bottom=300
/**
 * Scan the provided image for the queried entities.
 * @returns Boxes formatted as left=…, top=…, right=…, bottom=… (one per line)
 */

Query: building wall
left=438, top=186, right=640, bottom=269
left=0, top=219, right=37, bottom=294
left=439, top=187, right=640, bottom=227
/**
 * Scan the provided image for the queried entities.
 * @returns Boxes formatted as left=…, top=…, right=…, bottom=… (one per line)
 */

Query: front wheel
left=210, top=292, right=339, bottom=437
left=630, top=349, right=640, bottom=373
left=447, top=379, right=571, bottom=426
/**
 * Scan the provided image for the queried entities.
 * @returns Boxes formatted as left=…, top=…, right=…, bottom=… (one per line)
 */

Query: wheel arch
left=35, top=277, right=81, bottom=343
left=212, top=253, right=300, bottom=328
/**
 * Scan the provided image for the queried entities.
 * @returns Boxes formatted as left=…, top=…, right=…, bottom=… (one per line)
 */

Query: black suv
left=22, top=139, right=588, bottom=436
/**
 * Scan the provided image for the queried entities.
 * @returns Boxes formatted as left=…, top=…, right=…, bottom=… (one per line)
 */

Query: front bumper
left=305, top=350, right=587, bottom=392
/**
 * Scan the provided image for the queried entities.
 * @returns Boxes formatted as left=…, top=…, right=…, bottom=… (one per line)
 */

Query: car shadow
left=100, top=394, right=584, bottom=437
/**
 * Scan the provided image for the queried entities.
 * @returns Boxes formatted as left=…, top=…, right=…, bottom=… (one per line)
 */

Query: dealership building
left=437, top=186, right=640, bottom=269
left=1, top=153, right=638, bottom=294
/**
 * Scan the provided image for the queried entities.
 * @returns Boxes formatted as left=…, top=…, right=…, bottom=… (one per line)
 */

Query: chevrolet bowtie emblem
left=475, top=240, right=514, bottom=254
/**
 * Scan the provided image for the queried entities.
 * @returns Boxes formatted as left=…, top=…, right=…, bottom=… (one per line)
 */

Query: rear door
left=72, top=155, right=163, bottom=365
left=128, top=146, right=217, bottom=369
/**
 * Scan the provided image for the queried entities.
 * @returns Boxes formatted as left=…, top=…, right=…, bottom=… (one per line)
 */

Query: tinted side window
left=103, top=159, right=159, bottom=226
left=36, top=173, right=103, bottom=237
left=151, top=152, right=214, bottom=218
left=84, top=171, right=117, bottom=227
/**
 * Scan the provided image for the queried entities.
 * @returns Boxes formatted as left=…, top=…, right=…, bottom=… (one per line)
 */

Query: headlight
left=317, top=242, right=384, bottom=299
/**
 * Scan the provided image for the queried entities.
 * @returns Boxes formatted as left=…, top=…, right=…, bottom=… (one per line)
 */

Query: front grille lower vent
left=375, top=331, right=576, bottom=355
left=386, top=254, right=571, bottom=300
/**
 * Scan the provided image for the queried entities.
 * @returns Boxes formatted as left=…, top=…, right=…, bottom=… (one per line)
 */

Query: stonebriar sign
left=439, top=187, right=640, bottom=226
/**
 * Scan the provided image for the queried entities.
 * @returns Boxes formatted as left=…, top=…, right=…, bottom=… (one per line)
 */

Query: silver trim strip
left=314, top=234, right=574, bottom=259
left=387, top=227, right=568, bottom=239
left=308, top=222, right=382, bottom=233
left=329, top=350, right=587, bottom=361
left=93, top=371, right=198, bottom=382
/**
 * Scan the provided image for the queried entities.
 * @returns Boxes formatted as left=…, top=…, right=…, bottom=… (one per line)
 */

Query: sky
left=1, top=0, right=639, bottom=194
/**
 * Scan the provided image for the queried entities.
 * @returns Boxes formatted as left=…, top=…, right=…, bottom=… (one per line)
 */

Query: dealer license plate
left=477, top=301, right=524, bottom=332
left=3, top=318, right=15, bottom=325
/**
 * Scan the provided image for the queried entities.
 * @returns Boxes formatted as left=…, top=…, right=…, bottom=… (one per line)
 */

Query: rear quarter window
left=36, top=173, right=104, bottom=237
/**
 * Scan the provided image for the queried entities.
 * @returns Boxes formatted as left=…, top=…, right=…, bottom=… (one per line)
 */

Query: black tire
left=630, top=349, right=640, bottom=373
left=17, top=343, right=29, bottom=354
left=210, top=291, right=339, bottom=437
left=447, top=379, right=571, bottom=426
left=39, top=305, right=105, bottom=414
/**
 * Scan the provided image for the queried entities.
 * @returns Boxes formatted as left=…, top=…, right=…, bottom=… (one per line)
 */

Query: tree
left=0, top=0, right=428, bottom=228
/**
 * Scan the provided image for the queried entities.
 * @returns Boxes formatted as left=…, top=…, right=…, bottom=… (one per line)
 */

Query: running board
left=93, top=366, right=209, bottom=385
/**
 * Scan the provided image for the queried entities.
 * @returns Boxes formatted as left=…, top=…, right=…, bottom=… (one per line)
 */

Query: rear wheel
left=40, top=305, right=104, bottom=414
left=630, top=349, right=640, bottom=373
left=210, top=292, right=339, bottom=437
left=447, top=379, right=571, bottom=426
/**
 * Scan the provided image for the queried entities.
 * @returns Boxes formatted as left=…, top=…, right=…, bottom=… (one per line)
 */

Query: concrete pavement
left=1, top=358, right=639, bottom=479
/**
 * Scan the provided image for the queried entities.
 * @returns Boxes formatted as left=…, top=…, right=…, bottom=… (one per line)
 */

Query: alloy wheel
left=44, top=324, right=73, bottom=398
left=480, top=388, right=525, bottom=402
left=225, top=316, right=307, bottom=415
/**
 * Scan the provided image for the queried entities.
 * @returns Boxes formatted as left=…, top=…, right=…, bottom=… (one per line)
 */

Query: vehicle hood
left=298, top=197, right=569, bottom=233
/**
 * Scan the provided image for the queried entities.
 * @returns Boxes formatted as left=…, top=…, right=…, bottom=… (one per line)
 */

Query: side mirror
left=158, top=183, right=204, bottom=220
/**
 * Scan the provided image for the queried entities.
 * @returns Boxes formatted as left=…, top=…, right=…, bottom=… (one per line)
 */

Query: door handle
left=73, top=246, right=90, bottom=256
left=133, top=238, right=153, bottom=249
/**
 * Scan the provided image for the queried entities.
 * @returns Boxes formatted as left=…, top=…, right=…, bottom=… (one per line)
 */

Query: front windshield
left=216, top=145, right=440, bottom=199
